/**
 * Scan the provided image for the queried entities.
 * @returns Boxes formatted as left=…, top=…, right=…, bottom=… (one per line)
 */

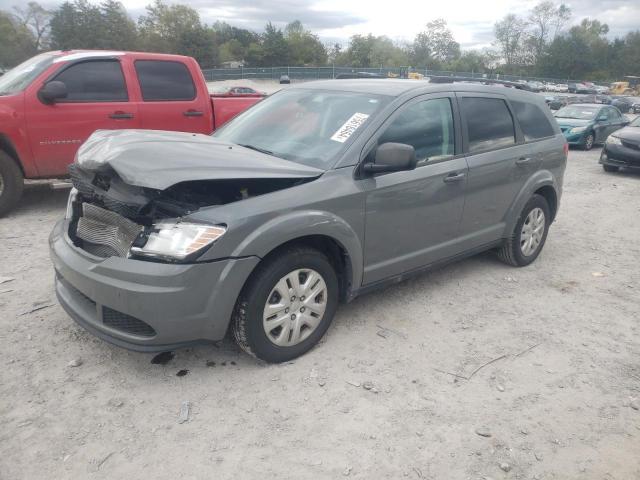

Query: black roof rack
left=427, top=75, right=533, bottom=91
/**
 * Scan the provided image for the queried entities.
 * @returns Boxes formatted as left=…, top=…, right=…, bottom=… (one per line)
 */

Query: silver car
left=50, top=80, right=567, bottom=362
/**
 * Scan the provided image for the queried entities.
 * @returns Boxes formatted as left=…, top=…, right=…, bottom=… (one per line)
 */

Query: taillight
left=563, top=142, right=569, bottom=158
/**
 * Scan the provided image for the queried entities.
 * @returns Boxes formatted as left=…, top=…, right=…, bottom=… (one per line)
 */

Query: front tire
left=497, top=194, right=551, bottom=267
left=232, top=246, right=339, bottom=363
left=0, top=151, right=24, bottom=217
left=582, top=132, right=595, bottom=151
left=602, top=164, right=619, bottom=173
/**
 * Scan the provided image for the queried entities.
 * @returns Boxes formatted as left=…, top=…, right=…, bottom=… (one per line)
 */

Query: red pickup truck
left=0, top=50, right=262, bottom=215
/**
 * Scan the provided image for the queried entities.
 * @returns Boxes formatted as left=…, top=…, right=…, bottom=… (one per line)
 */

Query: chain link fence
left=202, top=66, right=590, bottom=85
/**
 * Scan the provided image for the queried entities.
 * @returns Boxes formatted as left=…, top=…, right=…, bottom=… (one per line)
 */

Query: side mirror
left=363, top=142, right=417, bottom=174
left=38, top=81, right=67, bottom=104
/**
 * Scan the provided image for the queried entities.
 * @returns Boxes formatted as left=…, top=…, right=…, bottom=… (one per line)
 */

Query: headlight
left=606, top=135, right=622, bottom=145
left=65, top=188, right=78, bottom=219
left=570, top=126, right=588, bottom=134
left=130, top=222, right=226, bottom=260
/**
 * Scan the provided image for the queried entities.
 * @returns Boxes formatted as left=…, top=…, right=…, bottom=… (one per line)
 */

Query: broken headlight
left=65, top=188, right=78, bottom=219
left=130, top=222, right=226, bottom=261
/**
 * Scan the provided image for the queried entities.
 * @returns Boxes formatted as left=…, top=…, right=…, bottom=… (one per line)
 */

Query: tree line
left=1, top=0, right=638, bottom=81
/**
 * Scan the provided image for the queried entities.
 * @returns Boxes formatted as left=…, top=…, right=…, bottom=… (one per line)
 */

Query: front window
left=555, top=106, right=599, bottom=120
left=213, top=89, right=390, bottom=169
left=0, top=53, right=56, bottom=96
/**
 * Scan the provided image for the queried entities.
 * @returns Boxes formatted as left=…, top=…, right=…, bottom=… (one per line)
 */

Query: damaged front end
left=66, top=164, right=315, bottom=262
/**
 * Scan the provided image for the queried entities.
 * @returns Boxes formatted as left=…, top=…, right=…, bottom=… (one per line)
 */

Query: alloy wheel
left=262, top=268, right=327, bottom=347
left=520, top=207, right=546, bottom=257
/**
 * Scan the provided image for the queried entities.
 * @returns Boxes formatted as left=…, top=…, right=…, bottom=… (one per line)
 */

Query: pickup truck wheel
left=497, top=194, right=550, bottom=267
left=0, top=151, right=24, bottom=217
left=232, top=246, right=339, bottom=363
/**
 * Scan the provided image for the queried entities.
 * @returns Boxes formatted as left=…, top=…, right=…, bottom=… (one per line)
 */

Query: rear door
left=25, top=58, right=139, bottom=176
left=133, top=59, right=213, bottom=134
left=457, top=94, right=534, bottom=247
left=361, top=94, right=468, bottom=284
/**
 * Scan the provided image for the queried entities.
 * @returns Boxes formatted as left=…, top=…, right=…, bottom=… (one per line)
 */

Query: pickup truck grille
left=75, top=203, right=142, bottom=258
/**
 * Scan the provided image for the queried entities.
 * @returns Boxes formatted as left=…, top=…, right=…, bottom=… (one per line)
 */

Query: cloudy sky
left=2, top=0, right=639, bottom=48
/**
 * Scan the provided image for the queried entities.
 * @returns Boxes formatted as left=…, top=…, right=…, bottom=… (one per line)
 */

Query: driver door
left=360, top=94, right=468, bottom=285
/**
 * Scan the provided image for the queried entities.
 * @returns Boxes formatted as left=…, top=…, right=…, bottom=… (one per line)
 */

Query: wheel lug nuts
left=291, top=314, right=296, bottom=320
left=300, top=296, right=305, bottom=300
left=291, top=296, right=296, bottom=301
left=285, top=308, right=289, bottom=313
left=300, top=307, right=305, bottom=312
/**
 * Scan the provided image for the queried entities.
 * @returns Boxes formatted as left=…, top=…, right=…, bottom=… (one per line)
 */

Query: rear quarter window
left=134, top=60, right=196, bottom=101
left=512, top=100, right=555, bottom=141
left=462, top=97, right=515, bottom=153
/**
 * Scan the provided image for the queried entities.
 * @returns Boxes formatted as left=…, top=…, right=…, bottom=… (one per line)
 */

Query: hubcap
left=585, top=135, right=593, bottom=149
left=262, top=268, right=327, bottom=347
left=520, top=207, right=545, bottom=257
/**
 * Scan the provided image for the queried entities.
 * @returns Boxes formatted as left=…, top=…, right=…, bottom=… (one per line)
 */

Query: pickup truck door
left=25, top=58, right=139, bottom=177
left=361, top=94, right=468, bottom=285
left=132, top=59, right=213, bottom=134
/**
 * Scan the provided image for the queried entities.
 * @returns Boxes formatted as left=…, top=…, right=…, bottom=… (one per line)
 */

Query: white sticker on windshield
left=330, top=113, right=370, bottom=143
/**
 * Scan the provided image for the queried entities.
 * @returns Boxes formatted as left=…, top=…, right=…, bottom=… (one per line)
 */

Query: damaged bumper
left=49, top=220, right=259, bottom=351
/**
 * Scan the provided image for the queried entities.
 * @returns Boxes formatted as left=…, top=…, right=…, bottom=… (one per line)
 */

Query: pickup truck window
left=0, top=53, right=55, bottom=96
left=378, top=98, right=455, bottom=161
left=134, top=60, right=196, bottom=101
left=213, top=89, right=389, bottom=169
left=52, top=60, right=128, bottom=102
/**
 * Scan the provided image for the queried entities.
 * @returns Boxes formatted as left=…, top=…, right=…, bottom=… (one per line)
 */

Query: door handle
left=183, top=110, right=204, bottom=117
left=443, top=172, right=466, bottom=183
left=109, top=112, right=134, bottom=119
left=516, top=156, right=533, bottom=165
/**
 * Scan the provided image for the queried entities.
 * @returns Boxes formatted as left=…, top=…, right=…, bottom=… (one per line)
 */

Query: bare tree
left=494, top=14, right=527, bottom=68
left=13, top=1, right=51, bottom=51
left=529, top=1, right=571, bottom=62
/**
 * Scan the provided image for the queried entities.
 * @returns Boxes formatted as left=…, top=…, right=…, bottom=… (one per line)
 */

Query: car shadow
left=5, top=182, right=69, bottom=218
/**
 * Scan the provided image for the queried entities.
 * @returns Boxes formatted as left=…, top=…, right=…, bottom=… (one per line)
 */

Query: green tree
left=411, top=19, right=460, bottom=68
left=528, top=1, right=571, bottom=63
left=494, top=14, right=527, bottom=70
left=0, top=10, right=35, bottom=68
left=284, top=20, right=327, bottom=66
left=49, top=0, right=104, bottom=49
left=260, top=22, right=289, bottom=66
left=99, top=0, right=138, bottom=50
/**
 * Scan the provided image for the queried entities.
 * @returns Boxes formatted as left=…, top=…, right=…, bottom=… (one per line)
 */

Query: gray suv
left=49, top=80, right=567, bottom=362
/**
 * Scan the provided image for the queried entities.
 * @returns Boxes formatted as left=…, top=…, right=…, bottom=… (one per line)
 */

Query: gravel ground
left=1, top=147, right=639, bottom=480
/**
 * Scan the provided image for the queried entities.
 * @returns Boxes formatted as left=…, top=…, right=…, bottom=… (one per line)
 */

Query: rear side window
left=378, top=98, right=455, bottom=161
left=462, top=97, right=515, bottom=153
left=512, top=100, right=555, bottom=141
left=53, top=60, right=127, bottom=102
left=135, top=60, right=196, bottom=101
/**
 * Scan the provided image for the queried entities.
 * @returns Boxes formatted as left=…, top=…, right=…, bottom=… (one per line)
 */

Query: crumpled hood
left=76, top=129, right=324, bottom=190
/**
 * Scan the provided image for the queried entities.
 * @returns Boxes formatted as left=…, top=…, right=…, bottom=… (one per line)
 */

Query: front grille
left=102, top=307, right=156, bottom=337
left=76, top=203, right=142, bottom=258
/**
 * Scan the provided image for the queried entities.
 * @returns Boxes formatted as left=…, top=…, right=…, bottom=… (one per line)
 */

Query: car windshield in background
left=0, top=53, right=55, bottom=96
left=555, top=105, right=599, bottom=120
left=213, top=89, right=389, bottom=168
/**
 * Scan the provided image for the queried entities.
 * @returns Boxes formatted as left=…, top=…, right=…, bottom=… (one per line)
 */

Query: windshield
left=555, top=105, right=598, bottom=120
left=0, top=53, right=56, bottom=96
left=630, top=117, right=640, bottom=127
left=213, top=89, right=389, bottom=168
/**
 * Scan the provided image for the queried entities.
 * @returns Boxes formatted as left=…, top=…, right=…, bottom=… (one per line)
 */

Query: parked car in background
left=632, top=99, right=640, bottom=114
left=546, top=96, right=569, bottom=110
left=554, top=104, right=629, bottom=150
left=526, top=81, right=543, bottom=92
left=0, top=50, right=262, bottom=216
left=600, top=115, right=640, bottom=172
left=611, top=96, right=635, bottom=113
left=576, top=83, right=597, bottom=94
left=593, top=85, right=610, bottom=95
left=568, top=82, right=580, bottom=93
left=50, top=80, right=567, bottom=362
left=210, top=86, right=266, bottom=97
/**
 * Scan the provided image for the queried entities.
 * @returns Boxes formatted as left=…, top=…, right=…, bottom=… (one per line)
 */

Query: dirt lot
left=1, top=147, right=639, bottom=480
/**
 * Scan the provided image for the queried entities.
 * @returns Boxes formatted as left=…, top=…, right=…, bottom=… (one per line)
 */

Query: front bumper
left=49, top=220, right=260, bottom=352
left=561, top=130, right=587, bottom=145
left=600, top=144, right=640, bottom=169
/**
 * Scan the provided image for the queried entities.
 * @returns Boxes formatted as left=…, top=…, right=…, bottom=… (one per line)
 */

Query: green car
left=554, top=104, right=629, bottom=150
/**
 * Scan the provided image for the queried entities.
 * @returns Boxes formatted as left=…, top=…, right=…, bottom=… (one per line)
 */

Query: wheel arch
left=503, top=171, right=559, bottom=237
left=0, top=134, right=25, bottom=176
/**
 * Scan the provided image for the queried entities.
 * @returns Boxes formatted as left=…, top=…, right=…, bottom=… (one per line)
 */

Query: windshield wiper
left=238, top=143, right=275, bottom=157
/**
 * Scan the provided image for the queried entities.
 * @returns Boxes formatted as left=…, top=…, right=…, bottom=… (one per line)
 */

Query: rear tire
left=0, top=151, right=24, bottom=217
left=497, top=194, right=551, bottom=267
left=232, top=246, right=339, bottom=363
left=602, top=164, right=619, bottom=173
